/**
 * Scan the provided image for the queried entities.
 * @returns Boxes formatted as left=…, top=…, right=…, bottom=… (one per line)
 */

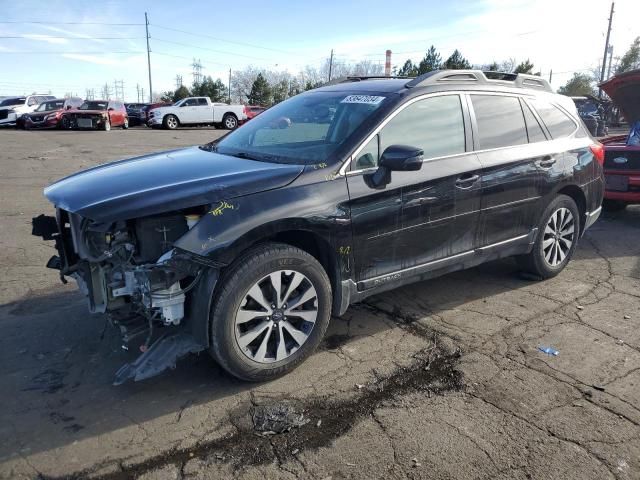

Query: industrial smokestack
left=385, top=50, right=392, bottom=77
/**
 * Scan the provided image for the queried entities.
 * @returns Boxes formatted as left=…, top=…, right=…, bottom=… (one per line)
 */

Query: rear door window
left=470, top=95, right=528, bottom=149
left=197, top=98, right=209, bottom=106
left=531, top=100, right=577, bottom=139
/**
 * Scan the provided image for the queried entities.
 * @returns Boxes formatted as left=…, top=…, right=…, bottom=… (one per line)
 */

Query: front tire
left=517, top=195, right=580, bottom=279
left=209, top=243, right=332, bottom=381
left=222, top=113, right=238, bottom=130
left=122, top=118, right=129, bottom=129
left=163, top=114, right=179, bottom=130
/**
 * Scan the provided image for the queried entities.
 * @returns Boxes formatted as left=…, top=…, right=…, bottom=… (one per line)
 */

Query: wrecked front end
left=33, top=207, right=211, bottom=384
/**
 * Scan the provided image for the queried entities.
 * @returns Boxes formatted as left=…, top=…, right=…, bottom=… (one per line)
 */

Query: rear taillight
left=590, top=143, right=605, bottom=166
left=243, top=105, right=249, bottom=115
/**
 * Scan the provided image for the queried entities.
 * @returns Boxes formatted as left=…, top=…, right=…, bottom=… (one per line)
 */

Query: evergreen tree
left=418, top=45, right=441, bottom=74
left=248, top=73, right=271, bottom=106
left=443, top=50, right=471, bottom=70
left=191, top=76, right=228, bottom=102
left=271, top=79, right=290, bottom=104
left=172, top=85, right=191, bottom=102
left=514, top=59, right=535, bottom=74
left=398, top=59, right=418, bottom=77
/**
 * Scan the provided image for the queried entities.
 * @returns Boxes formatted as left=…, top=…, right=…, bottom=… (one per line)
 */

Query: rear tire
left=602, top=199, right=627, bottom=212
left=517, top=195, right=580, bottom=279
left=222, top=113, right=238, bottom=130
left=209, top=243, right=332, bottom=381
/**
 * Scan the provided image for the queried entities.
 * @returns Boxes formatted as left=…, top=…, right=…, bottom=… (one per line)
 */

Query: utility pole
left=102, top=83, right=112, bottom=100
left=113, top=80, right=124, bottom=101
left=548, top=69, right=553, bottom=83
left=136, top=83, right=141, bottom=102
left=228, top=68, right=232, bottom=104
left=606, top=45, right=614, bottom=79
left=145, top=12, right=153, bottom=103
left=191, top=58, right=203, bottom=85
left=599, top=1, right=614, bottom=98
left=175, top=74, right=183, bottom=89
left=328, top=49, right=334, bottom=82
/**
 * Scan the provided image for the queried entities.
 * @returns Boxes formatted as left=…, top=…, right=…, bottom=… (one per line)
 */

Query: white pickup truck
left=148, top=97, right=248, bottom=130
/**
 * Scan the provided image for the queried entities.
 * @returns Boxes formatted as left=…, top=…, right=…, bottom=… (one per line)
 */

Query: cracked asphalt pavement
left=1, top=129, right=639, bottom=479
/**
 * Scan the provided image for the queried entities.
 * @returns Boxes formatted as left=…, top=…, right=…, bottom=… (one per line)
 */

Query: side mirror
left=365, top=145, right=424, bottom=189
left=379, top=145, right=424, bottom=171
left=107, top=107, right=114, bottom=111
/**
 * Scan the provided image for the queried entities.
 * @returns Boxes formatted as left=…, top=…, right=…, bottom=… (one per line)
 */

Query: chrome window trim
left=524, top=97, right=580, bottom=139
left=339, top=91, right=469, bottom=176
left=339, top=90, right=582, bottom=178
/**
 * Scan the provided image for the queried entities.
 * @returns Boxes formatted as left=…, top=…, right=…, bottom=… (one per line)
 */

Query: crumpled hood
left=44, top=146, right=304, bottom=222
left=600, top=69, right=640, bottom=124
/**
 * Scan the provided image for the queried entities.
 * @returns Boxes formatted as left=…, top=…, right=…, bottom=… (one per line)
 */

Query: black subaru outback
left=33, top=70, right=604, bottom=384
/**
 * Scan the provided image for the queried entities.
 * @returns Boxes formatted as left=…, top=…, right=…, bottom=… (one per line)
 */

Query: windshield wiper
left=232, top=152, right=262, bottom=161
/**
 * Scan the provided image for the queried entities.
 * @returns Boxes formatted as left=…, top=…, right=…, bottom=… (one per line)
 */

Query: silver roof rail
left=405, top=70, right=553, bottom=93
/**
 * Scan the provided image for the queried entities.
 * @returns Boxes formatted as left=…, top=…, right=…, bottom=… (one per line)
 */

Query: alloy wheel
left=542, top=207, right=575, bottom=267
left=167, top=116, right=178, bottom=129
left=224, top=116, right=237, bottom=129
left=234, top=270, right=318, bottom=364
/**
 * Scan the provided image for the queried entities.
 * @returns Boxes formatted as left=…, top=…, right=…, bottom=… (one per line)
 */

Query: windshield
left=79, top=101, right=108, bottom=111
left=36, top=100, right=65, bottom=112
left=211, top=91, right=389, bottom=164
left=0, top=97, right=26, bottom=107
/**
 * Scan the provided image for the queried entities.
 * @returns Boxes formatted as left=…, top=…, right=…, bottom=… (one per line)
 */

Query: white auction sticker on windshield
left=340, top=95, right=385, bottom=105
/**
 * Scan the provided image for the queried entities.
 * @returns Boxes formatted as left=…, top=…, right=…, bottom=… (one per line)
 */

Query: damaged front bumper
left=32, top=209, right=215, bottom=385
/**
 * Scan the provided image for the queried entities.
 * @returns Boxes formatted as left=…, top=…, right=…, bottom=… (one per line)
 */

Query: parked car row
left=0, top=94, right=56, bottom=127
left=0, top=94, right=266, bottom=131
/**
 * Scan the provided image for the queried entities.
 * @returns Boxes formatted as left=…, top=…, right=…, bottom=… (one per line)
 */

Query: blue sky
left=0, top=0, right=637, bottom=100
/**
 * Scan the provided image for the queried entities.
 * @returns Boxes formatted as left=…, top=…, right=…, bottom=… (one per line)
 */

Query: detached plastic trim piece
left=113, top=332, right=205, bottom=385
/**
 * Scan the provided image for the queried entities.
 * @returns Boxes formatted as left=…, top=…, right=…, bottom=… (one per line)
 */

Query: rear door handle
left=537, top=155, right=556, bottom=168
left=456, top=174, right=479, bottom=188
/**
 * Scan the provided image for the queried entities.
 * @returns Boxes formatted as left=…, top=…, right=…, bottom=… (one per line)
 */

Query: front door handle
left=455, top=174, right=480, bottom=188
left=537, top=155, right=556, bottom=168
left=404, top=196, right=438, bottom=208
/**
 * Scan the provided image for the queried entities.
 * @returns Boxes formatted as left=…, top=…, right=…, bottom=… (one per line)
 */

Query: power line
left=151, top=38, right=270, bottom=61
left=0, top=50, right=144, bottom=54
left=0, top=20, right=143, bottom=25
left=0, top=35, right=145, bottom=40
left=152, top=51, right=232, bottom=68
left=149, top=23, right=293, bottom=54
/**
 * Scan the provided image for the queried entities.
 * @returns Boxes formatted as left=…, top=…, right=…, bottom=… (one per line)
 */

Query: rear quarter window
left=521, top=100, right=547, bottom=143
left=531, top=100, right=577, bottom=139
left=470, top=95, right=528, bottom=149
